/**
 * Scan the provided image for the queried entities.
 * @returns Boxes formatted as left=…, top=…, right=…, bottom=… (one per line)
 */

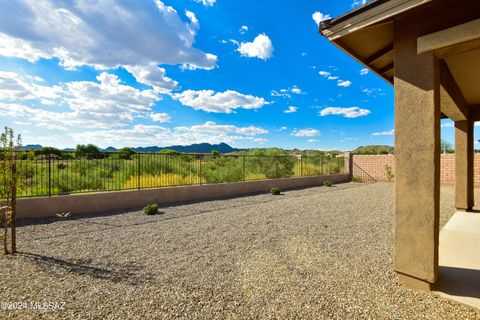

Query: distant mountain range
left=22, top=142, right=243, bottom=154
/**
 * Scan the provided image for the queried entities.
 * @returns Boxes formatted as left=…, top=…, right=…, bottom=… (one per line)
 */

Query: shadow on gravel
left=17, top=252, right=154, bottom=285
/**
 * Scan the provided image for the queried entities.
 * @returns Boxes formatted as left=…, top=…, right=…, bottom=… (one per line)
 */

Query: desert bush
left=203, top=156, right=243, bottom=183
left=384, top=165, right=394, bottom=182
left=271, top=187, right=281, bottom=195
left=244, top=149, right=294, bottom=179
left=143, top=203, right=159, bottom=215
left=324, top=180, right=333, bottom=187
left=75, top=144, right=102, bottom=159
left=298, top=162, right=323, bottom=176
left=115, top=147, right=136, bottom=160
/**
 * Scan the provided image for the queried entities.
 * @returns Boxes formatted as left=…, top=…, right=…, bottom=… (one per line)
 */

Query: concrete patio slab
left=434, top=211, right=480, bottom=310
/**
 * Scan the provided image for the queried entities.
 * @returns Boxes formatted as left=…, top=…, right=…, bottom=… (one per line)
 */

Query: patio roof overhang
left=318, top=0, right=480, bottom=306
left=319, top=0, right=480, bottom=120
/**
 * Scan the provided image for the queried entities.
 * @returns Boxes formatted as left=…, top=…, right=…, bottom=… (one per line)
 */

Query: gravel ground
left=1, top=182, right=480, bottom=319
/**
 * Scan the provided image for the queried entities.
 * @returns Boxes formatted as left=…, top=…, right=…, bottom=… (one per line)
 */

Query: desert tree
left=0, top=127, right=22, bottom=254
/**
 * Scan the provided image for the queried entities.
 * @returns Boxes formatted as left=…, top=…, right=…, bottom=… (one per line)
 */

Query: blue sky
left=0, top=0, right=464, bottom=150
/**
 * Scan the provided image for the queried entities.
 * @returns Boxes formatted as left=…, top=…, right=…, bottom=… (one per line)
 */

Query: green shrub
left=271, top=187, right=281, bottom=195
left=384, top=164, right=394, bottom=182
left=243, top=148, right=295, bottom=179
left=324, top=180, right=333, bottom=187
left=115, top=147, right=136, bottom=160
left=203, top=156, right=243, bottom=183
left=143, top=203, right=159, bottom=215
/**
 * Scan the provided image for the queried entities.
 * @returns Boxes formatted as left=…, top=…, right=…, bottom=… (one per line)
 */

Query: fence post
left=11, top=162, right=17, bottom=253
left=243, top=155, right=246, bottom=182
left=48, top=155, right=51, bottom=197
left=137, top=153, right=141, bottom=190
left=275, top=156, right=278, bottom=178
left=199, top=155, right=203, bottom=185
left=301, top=155, right=303, bottom=177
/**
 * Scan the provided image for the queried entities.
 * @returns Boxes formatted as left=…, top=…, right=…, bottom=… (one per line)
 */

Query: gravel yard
left=1, top=182, right=480, bottom=319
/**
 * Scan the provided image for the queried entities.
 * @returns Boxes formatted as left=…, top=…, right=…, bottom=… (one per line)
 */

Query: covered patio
left=320, top=0, right=480, bottom=309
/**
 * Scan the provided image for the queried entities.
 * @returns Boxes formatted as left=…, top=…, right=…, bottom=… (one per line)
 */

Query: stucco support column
left=394, top=21, right=441, bottom=291
left=455, top=119, right=474, bottom=211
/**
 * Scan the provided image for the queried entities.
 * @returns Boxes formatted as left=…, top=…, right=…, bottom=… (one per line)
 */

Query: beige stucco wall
left=17, top=174, right=349, bottom=219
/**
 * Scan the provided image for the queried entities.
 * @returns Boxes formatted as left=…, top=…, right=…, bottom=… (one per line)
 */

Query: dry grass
left=123, top=173, right=200, bottom=188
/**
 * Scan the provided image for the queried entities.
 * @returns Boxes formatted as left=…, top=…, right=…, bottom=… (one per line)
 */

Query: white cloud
left=319, top=71, right=350, bottom=86
left=284, top=106, right=298, bottom=113
left=337, top=80, right=352, bottom=87
left=65, top=72, right=159, bottom=114
left=0, top=0, right=217, bottom=85
left=237, top=34, right=274, bottom=60
left=271, top=85, right=304, bottom=98
left=14, top=121, right=32, bottom=126
left=372, top=129, right=394, bottom=136
left=307, top=139, right=320, bottom=143
left=290, top=86, right=304, bottom=94
left=352, top=0, right=368, bottom=8
left=0, top=71, right=162, bottom=129
left=173, top=89, right=269, bottom=113
left=0, top=71, right=62, bottom=105
left=71, top=121, right=268, bottom=146
left=292, top=129, right=321, bottom=137
left=319, top=107, right=370, bottom=118
left=176, top=121, right=268, bottom=136
left=362, top=88, right=385, bottom=97
left=271, top=90, right=291, bottom=99
left=36, top=122, right=68, bottom=132
left=124, top=64, right=178, bottom=93
left=279, top=126, right=287, bottom=131
left=150, top=112, right=171, bottom=123
left=194, top=0, right=216, bottom=6
left=441, top=121, right=454, bottom=128
left=240, top=25, right=249, bottom=34
left=0, top=102, right=134, bottom=129
left=360, top=68, right=369, bottom=76
left=312, top=11, right=331, bottom=26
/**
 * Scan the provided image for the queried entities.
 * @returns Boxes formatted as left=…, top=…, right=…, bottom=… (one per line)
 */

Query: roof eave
left=319, top=0, right=433, bottom=41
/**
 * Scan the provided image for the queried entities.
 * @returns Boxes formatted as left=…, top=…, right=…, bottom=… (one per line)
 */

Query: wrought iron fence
left=352, top=162, right=377, bottom=183
left=12, top=151, right=346, bottom=198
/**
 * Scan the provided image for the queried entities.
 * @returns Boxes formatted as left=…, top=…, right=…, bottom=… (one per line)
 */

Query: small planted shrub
left=271, top=187, right=281, bottom=195
left=324, top=180, right=333, bottom=187
left=143, top=203, right=159, bottom=215
left=384, top=164, right=394, bottom=182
